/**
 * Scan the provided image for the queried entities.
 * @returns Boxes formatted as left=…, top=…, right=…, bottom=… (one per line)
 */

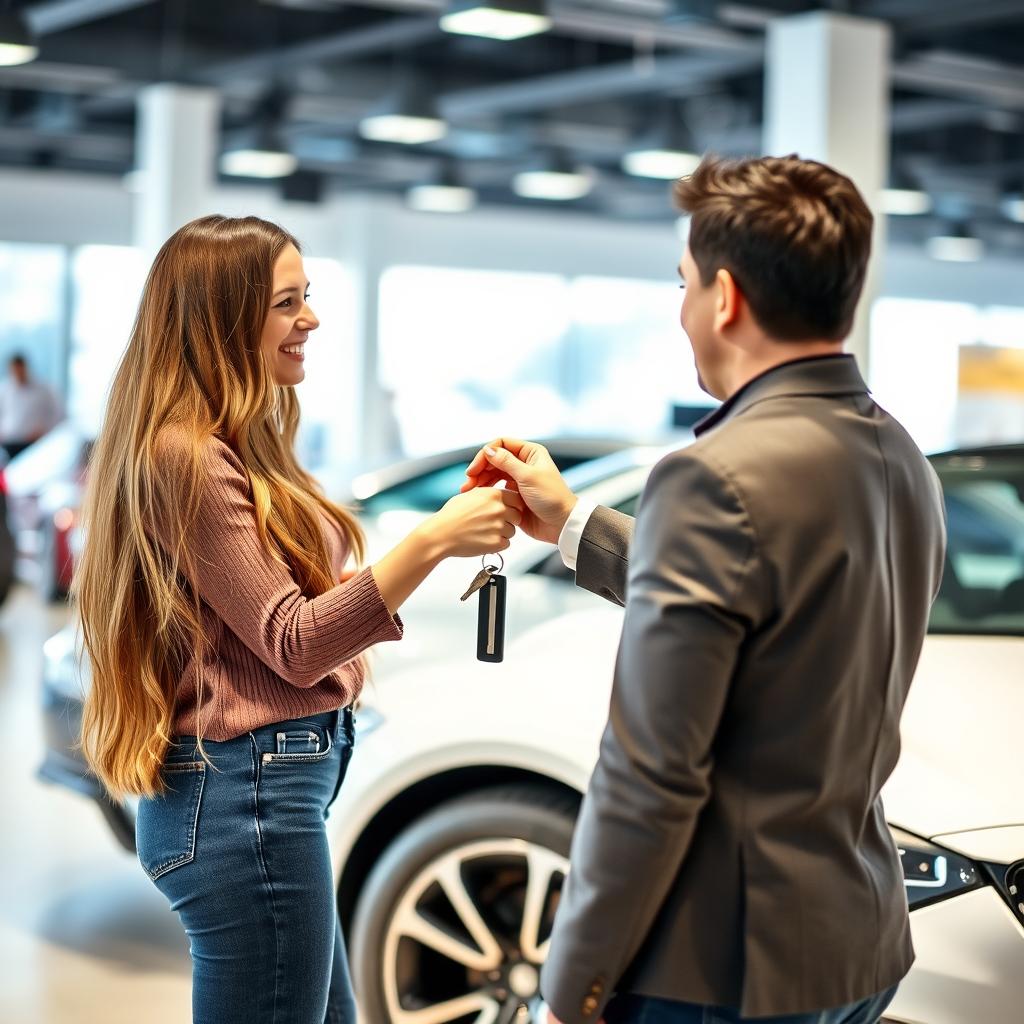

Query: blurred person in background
left=0, top=352, right=62, bottom=460
left=72, top=215, right=523, bottom=1024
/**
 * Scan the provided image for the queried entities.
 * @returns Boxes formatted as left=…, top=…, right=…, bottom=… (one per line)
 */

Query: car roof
left=349, top=437, right=632, bottom=501
left=929, top=443, right=1024, bottom=462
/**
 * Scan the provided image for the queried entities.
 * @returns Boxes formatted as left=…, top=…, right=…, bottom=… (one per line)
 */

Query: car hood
left=883, top=634, right=1024, bottom=841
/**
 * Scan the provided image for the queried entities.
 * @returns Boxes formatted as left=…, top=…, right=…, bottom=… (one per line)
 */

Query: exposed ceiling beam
left=439, top=51, right=762, bottom=119
left=892, top=51, right=1024, bottom=111
left=890, top=99, right=997, bottom=133
left=0, top=124, right=132, bottom=160
left=863, top=0, right=1024, bottom=35
left=196, top=16, right=444, bottom=82
left=24, top=0, right=158, bottom=36
left=0, top=60, right=122, bottom=92
left=549, top=3, right=762, bottom=54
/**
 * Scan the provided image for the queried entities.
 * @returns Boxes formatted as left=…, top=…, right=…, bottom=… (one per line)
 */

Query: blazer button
left=582, top=996, right=599, bottom=1016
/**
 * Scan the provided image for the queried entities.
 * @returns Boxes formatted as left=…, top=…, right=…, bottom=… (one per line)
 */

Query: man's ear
left=714, top=268, right=742, bottom=332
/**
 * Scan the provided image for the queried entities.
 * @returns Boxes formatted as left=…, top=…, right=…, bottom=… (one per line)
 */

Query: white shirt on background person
left=0, top=376, right=62, bottom=445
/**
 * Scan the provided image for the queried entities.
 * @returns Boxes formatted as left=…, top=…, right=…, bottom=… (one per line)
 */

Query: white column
left=764, top=12, right=891, bottom=374
left=334, top=194, right=394, bottom=472
left=133, top=84, right=221, bottom=253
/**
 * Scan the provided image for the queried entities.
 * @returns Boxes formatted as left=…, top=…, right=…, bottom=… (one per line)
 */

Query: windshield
left=360, top=451, right=618, bottom=517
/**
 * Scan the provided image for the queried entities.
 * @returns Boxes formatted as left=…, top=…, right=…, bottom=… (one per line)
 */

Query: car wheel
left=350, top=785, right=577, bottom=1024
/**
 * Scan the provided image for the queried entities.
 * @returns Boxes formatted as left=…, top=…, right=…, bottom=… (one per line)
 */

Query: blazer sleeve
left=539, top=448, right=769, bottom=1024
left=149, top=431, right=403, bottom=688
left=574, top=505, right=635, bottom=607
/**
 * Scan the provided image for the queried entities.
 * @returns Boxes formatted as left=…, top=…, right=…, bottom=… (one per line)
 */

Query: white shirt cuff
left=557, top=497, right=598, bottom=572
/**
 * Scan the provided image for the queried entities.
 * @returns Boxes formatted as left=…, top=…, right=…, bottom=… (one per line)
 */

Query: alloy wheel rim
left=382, top=838, right=569, bottom=1024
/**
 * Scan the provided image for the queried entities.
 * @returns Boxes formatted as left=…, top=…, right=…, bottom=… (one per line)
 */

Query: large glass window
left=565, top=276, right=705, bottom=438
left=295, top=258, right=357, bottom=491
left=378, top=267, right=702, bottom=456
left=379, top=266, right=570, bottom=456
left=869, top=299, right=971, bottom=454
left=870, top=300, right=1024, bottom=453
left=0, top=242, right=67, bottom=395
left=67, top=245, right=148, bottom=436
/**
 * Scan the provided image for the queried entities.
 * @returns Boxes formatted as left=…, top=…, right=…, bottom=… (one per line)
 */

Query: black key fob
left=476, top=573, right=506, bottom=663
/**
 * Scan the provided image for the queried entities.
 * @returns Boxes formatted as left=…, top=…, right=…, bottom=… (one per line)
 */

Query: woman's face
left=260, top=243, right=320, bottom=387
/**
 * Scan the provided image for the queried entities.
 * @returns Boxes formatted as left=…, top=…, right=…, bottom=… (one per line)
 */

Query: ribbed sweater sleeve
left=151, top=428, right=403, bottom=688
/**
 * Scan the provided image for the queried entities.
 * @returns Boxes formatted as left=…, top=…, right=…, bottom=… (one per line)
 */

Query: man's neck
left=722, top=341, right=845, bottom=401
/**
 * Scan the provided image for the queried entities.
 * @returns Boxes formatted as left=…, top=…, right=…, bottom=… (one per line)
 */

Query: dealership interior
left=1, top=0, right=1023, bottom=1022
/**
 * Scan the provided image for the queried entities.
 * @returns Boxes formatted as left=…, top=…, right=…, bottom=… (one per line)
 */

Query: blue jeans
left=603, top=987, right=899, bottom=1024
left=136, top=709, right=356, bottom=1024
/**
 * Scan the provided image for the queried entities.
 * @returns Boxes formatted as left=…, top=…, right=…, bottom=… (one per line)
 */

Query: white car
left=39, top=444, right=1024, bottom=1024
left=332, top=443, right=1024, bottom=1024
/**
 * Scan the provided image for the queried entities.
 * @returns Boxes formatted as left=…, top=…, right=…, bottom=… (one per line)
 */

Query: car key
left=476, top=570, right=506, bottom=663
left=460, top=567, right=494, bottom=602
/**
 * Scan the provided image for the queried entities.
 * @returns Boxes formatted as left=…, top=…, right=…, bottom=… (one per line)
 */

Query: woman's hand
left=370, top=486, right=525, bottom=616
left=420, top=486, right=525, bottom=559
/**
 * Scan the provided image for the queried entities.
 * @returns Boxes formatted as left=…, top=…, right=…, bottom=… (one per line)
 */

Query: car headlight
left=892, top=827, right=983, bottom=910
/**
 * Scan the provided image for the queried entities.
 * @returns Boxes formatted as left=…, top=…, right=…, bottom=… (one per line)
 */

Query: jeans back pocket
left=135, top=762, right=206, bottom=881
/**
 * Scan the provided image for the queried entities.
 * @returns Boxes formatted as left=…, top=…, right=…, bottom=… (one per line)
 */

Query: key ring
left=483, top=553, right=504, bottom=574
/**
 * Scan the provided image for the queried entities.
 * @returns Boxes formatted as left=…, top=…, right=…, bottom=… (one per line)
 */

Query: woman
left=72, top=215, right=523, bottom=1023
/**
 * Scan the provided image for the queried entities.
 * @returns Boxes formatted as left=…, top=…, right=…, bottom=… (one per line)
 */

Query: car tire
left=350, top=785, right=578, bottom=1024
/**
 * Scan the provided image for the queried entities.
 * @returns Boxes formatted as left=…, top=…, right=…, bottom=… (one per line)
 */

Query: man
left=462, top=155, right=946, bottom=1024
left=0, top=353, right=62, bottom=460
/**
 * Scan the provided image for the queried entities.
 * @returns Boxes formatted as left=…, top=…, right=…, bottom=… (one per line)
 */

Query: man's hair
left=9, top=354, right=26, bottom=367
left=674, top=154, right=874, bottom=341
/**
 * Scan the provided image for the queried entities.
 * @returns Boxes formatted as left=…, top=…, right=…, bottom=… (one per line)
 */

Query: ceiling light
left=0, top=11, right=39, bottom=66
left=407, top=162, right=477, bottom=213
left=623, top=104, right=702, bottom=181
left=440, top=0, right=551, bottom=41
left=880, top=188, right=932, bottom=216
left=360, top=87, right=447, bottom=146
left=623, top=148, right=701, bottom=180
left=514, top=151, right=593, bottom=201
left=221, top=147, right=298, bottom=179
left=221, top=125, right=298, bottom=178
left=514, top=169, right=592, bottom=201
left=360, top=113, right=447, bottom=145
left=926, top=224, right=984, bottom=263
left=408, top=184, right=477, bottom=213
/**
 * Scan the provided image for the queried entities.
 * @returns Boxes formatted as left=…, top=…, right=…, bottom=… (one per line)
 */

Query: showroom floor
left=0, top=585, right=191, bottom=1023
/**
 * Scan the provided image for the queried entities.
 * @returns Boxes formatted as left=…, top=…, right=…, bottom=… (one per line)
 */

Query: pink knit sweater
left=147, top=427, right=404, bottom=740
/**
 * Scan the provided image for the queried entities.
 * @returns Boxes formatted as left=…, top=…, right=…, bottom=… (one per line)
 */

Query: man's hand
left=461, top=437, right=578, bottom=546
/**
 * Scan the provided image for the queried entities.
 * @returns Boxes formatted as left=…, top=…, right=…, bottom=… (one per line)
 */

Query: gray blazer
left=539, top=356, right=946, bottom=1022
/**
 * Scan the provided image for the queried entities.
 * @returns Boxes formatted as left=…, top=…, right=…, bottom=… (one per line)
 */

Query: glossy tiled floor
left=0, top=585, right=191, bottom=1023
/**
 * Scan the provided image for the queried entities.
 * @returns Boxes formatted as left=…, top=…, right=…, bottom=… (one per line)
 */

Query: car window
left=930, top=460, right=1024, bottom=636
left=360, top=454, right=606, bottom=516
left=360, top=465, right=473, bottom=516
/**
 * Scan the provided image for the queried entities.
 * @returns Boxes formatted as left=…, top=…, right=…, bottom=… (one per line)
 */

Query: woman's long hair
left=72, top=215, right=365, bottom=798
